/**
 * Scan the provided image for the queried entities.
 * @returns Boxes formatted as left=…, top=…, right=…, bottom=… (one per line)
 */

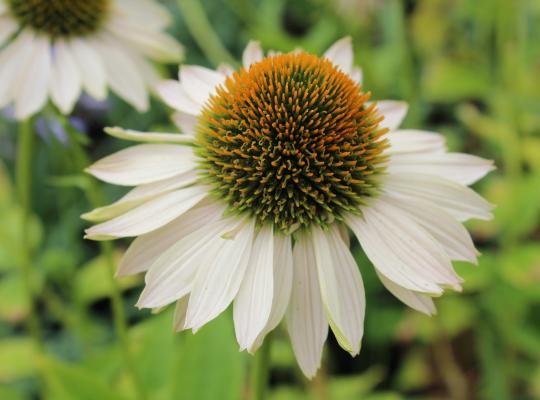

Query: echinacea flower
left=0, top=0, right=183, bottom=119
left=83, top=38, right=494, bottom=378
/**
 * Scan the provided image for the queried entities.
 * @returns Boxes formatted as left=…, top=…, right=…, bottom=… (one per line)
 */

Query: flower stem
left=61, top=120, right=146, bottom=400
left=15, top=118, right=43, bottom=349
left=177, top=0, right=239, bottom=68
left=252, top=336, right=272, bottom=400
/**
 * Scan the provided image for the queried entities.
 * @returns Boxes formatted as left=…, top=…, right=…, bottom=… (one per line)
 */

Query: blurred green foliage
left=1, top=0, right=540, bottom=399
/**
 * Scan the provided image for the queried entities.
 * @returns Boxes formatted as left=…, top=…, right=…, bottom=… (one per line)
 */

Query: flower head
left=0, top=0, right=183, bottom=119
left=84, top=38, right=494, bottom=378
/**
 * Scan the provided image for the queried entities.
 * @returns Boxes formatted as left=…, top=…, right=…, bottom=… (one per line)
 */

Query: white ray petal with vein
left=377, top=271, right=436, bottom=316
left=286, top=235, right=328, bottom=379
left=84, top=186, right=207, bottom=240
left=117, top=201, right=224, bottom=276
left=312, top=226, right=365, bottom=355
left=86, top=144, right=195, bottom=186
left=234, top=226, right=274, bottom=350
left=104, top=126, right=194, bottom=144
left=69, top=38, right=107, bottom=100
left=157, top=80, right=202, bottom=115
left=376, top=100, right=408, bottom=131
left=180, top=65, right=225, bottom=105
left=386, top=130, right=446, bottom=156
left=324, top=36, right=353, bottom=74
left=243, top=41, right=264, bottom=68
left=50, top=40, right=82, bottom=114
left=382, top=173, right=493, bottom=221
left=185, top=220, right=255, bottom=331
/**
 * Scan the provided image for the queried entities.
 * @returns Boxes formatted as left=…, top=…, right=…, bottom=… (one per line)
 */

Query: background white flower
left=0, top=0, right=183, bottom=119
left=84, top=38, right=494, bottom=378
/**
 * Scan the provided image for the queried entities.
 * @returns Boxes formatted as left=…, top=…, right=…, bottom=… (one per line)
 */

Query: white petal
left=49, top=40, right=82, bottom=114
left=234, top=226, right=274, bottom=350
left=376, top=100, right=408, bottom=131
left=114, top=0, right=171, bottom=29
left=68, top=38, right=107, bottom=100
left=173, top=296, right=190, bottom=331
left=179, top=65, right=225, bottom=106
left=0, top=31, right=35, bottom=108
left=386, top=129, right=446, bottom=156
left=249, top=234, right=293, bottom=353
left=312, top=226, right=365, bottom=355
left=242, top=41, right=263, bottom=68
left=117, top=200, right=224, bottom=276
left=380, top=194, right=478, bottom=263
left=286, top=235, right=328, bottom=379
left=171, top=112, right=198, bottom=134
left=15, top=35, right=52, bottom=119
left=388, top=153, right=495, bottom=186
left=349, top=67, right=363, bottom=84
left=217, top=63, right=235, bottom=76
left=84, top=186, right=207, bottom=240
left=82, top=170, right=198, bottom=222
left=157, top=80, right=202, bottom=115
left=347, top=199, right=463, bottom=294
left=93, top=36, right=148, bottom=111
left=137, top=215, right=233, bottom=308
left=104, top=126, right=194, bottom=144
left=107, top=20, right=183, bottom=62
left=185, top=219, right=255, bottom=331
left=86, top=144, right=196, bottom=186
left=0, top=16, right=17, bottom=46
left=377, top=271, right=436, bottom=316
left=382, top=173, right=493, bottom=221
left=323, top=36, right=353, bottom=74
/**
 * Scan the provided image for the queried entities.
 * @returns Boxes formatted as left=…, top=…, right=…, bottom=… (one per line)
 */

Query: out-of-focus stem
left=251, top=336, right=272, bottom=400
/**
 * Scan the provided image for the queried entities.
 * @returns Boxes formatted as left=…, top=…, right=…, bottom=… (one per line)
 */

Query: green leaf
left=0, top=338, right=37, bottom=381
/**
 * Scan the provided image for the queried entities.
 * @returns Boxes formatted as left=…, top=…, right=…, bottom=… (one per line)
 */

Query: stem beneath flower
left=61, top=119, right=146, bottom=400
left=252, top=335, right=272, bottom=400
left=15, top=118, right=43, bottom=349
left=177, top=0, right=239, bottom=68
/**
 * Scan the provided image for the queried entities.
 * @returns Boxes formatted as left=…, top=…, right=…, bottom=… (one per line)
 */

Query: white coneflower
left=83, top=38, right=494, bottom=378
left=0, top=0, right=183, bottom=119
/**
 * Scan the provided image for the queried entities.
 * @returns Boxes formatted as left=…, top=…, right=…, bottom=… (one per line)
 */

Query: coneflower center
left=197, top=53, right=388, bottom=233
left=8, top=0, right=110, bottom=37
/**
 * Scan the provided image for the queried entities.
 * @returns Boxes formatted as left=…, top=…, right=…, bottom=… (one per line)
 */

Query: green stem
left=15, top=118, right=43, bottom=349
left=251, top=336, right=272, bottom=400
left=62, top=120, right=146, bottom=400
left=177, top=0, right=239, bottom=68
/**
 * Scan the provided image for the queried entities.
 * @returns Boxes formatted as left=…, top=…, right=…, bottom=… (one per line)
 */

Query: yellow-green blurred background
left=1, top=0, right=540, bottom=399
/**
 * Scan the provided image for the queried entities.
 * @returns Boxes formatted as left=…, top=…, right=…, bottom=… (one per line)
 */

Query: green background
left=1, top=0, right=540, bottom=399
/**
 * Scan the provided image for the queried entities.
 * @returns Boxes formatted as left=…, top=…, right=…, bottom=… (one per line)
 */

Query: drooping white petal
left=376, top=100, right=408, bottom=131
left=377, top=271, right=436, bottom=316
left=382, top=173, right=493, bottom=221
left=286, top=235, right=328, bottom=379
left=179, top=65, right=225, bottom=106
left=93, top=35, right=148, bottom=111
left=68, top=38, right=107, bottom=100
left=82, top=170, right=198, bottom=222
left=312, top=226, right=365, bottom=356
left=104, top=126, right=194, bottom=144
left=0, top=16, right=17, bottom=46
left=107, top=20, right=183, bottom=62
left=117, top=201, right=224, bottom=276
left=49, top=39, right=82, bottom=114
left=388, top=153, right=495, bottom=186
left=347, top=199, right=463, bottom=294
left=171, top=112, right=198, bottom=134
left=385, top=129, right=446, bottom=156
left=86, top=144, right=196, bottom=186
left=137, top=215, right=233, bottom=308
left=15, top=34, right=52, bottom=119
left=323, top=36, right=353, bottom=74
left=185, top=219, right=256, bottom=332
left=249, top=234, right=293, bottom=353
left=157, top=80, right=202, bottom=115
left=234, top=226, right=274, bottom=350
left=379, top=194, right=478, bottom=263
left=84, top=186, right=207, bottom=240
left=242, top=41, right=264, bottom=68
left=173, top=296, right=190, bottom=331
left=0, top=31, right=35, bottom=108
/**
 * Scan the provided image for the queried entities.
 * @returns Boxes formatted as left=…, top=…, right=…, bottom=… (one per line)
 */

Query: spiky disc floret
left=196, top=52, right=388, bottom=233
left=8, top=0, right=110, bottom=37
